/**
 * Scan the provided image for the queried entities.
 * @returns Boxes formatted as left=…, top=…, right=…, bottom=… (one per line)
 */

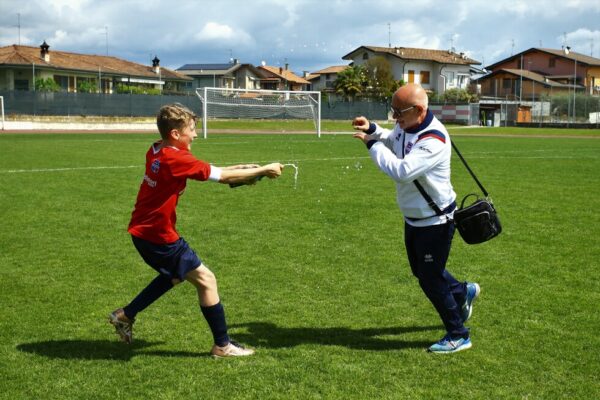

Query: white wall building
left=342, top=46, right=480, bottom=94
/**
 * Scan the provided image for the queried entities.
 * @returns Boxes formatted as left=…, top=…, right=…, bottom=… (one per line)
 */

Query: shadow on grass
left=17, top=323, right=440, bottom=360
left=228, top=322, right=439, bottom=351
left=16, top=339, right=206, bottom=361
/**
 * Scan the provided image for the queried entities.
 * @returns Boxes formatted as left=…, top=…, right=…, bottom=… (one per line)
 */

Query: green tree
left=364, top=57, right=399, bottom=100
left=77, top=79, right=97, bottom=93
left=333, top=65, right=367, bottom=100
left=34, top=77, right=60, bottom=92
left=440, top=88, right=476, bottom=103
left=115, top=84, right=161, bottom=95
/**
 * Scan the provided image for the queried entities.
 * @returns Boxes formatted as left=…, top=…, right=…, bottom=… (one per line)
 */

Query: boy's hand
left=262, top=163, right=284, bottom=178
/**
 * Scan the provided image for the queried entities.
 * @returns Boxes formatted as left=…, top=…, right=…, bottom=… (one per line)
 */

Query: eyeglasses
left=391, top=105, right=415, bottom=117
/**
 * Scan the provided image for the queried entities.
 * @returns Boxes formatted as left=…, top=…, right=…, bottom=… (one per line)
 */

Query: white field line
left=2, top=151, right=598, bottom=174
left=2, top=165, right=140, bottom=174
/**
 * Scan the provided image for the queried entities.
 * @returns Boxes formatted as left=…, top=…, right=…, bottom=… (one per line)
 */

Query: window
left=502, top=78, right=512, bottom=89
left=420, top=71, right=430, bottom=84
left=54, top=75, right=69, bottom=90
left=14, top=79, right=29, bottom=91
left=408, top=70, right=415, bottom=83
left=549, top=58, right=556, bottom=68
left=362, top=52, right=369, bottom=60
left=447, top=71, right=455, bottom=86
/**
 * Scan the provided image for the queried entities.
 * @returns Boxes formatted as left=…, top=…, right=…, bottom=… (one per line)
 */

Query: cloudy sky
left=1, top=0, right=599, bottom=74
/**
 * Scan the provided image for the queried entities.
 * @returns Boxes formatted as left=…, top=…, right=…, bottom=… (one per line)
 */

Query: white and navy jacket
left=365, top=110, right=456, bottom=227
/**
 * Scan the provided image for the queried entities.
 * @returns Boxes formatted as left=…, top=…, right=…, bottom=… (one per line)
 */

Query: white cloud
left=194, top=22, right=252, bottom=44
left=1, top=0, right=599, bottom=72
left=49, top=30, right=68, bottom=46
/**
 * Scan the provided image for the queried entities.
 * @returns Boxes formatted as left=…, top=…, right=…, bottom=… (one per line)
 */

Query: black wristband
left=366, top=123, right=377, bottom=134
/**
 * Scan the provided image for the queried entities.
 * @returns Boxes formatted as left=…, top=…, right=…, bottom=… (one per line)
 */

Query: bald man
left=353, top=83, right=480, bottom=354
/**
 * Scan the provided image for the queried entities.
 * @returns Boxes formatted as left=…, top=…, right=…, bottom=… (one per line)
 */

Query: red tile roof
left=258, top=66, right=310, bottom=84
left=0, top=44, right=191, bottom=81
left=306, top=65, right=349, bottom=81
left=342, top=46, right=480, bottom=65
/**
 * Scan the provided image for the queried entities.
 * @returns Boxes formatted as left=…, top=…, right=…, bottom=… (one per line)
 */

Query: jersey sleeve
left=169, top=151, right=213, bottom=181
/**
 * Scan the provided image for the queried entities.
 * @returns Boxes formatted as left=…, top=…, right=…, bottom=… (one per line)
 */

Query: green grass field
left=1, top=130, right=599, bottom=399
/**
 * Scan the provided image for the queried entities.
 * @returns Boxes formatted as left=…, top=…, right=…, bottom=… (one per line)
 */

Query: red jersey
left=128, top=141, right=213, bottom=244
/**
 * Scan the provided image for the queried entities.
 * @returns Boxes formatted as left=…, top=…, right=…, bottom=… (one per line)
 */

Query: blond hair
left=156, top=103, right=197, bottom=139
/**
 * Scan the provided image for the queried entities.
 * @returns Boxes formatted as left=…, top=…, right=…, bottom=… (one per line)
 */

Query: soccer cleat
left=108, top=308, right=134, bottom=344
left=211, top=340, right=255, bottom=358
left=461, top=282, right=481, bottom=322
left=428, top=334, right=472, bottom=354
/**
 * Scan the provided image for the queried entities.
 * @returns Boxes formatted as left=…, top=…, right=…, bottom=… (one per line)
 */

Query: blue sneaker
left=461, top=282, right=480, bottom=322
left=428, top=335, right=472, bottom=353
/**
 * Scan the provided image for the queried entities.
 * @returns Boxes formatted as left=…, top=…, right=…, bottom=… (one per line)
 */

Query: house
left=480, top=47, right=600, bottom=98
left=342, top=45, right=480, bottom=93
left=305, top=65, right=349, bottom=92
left=176, top=60, right=264, bottom=91
left=476, top=68, right=572, bottom=101
left=257, top=65, right=310, bottom=91
left=0, top=42, right=191, bottom=93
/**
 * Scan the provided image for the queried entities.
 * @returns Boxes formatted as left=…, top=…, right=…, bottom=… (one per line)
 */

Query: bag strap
left=413, top=180, right=444, bottom=216
left=411, top=131, right=491, bottom=214
left=450, top=139, right=489, bottom=197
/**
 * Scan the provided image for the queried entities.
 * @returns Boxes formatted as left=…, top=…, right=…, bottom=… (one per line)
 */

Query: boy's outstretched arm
left=217, top=163, right=284, bottom=185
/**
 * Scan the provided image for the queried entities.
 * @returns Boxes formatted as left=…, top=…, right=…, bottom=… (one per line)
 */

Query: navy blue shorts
left=131, top=235, right=202, bottom=281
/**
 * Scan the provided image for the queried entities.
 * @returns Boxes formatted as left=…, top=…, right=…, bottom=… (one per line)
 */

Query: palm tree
left=334, top=65, right=366, bottom=101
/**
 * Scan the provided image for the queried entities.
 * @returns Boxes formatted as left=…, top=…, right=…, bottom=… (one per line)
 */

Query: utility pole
left=17, top=13, right=21, bottom=45
left=388, top=23, right=391, bottom=48
left=519, top=53, right=523, bottom=101
left=105, top=26, right=108, bottom=56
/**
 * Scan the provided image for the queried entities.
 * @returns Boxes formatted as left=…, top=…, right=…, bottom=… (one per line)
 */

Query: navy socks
left=200, top=302, right=230, bottom=346
left=123, top=274, right=174, bottom=320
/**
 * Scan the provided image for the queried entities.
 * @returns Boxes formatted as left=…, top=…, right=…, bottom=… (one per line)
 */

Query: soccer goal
left=195, top=87, right=321, bottom=138
left=0, top=96, right=4, bottom=130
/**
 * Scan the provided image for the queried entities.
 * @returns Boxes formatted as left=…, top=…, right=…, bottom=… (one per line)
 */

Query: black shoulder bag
left=413, top=139, right=502, bottom=245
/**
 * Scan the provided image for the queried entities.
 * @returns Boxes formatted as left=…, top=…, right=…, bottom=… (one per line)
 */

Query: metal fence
left=480, top=94, right=600, bottom=128
left=0, top=90, right=490, bottom=126
left=529, top=94, right=600, bottom=127
left=1, top=90, right=392, bottom=121
left=320, top=99, right=389, bottom=120
left=0, top=91, right=199, bottom=117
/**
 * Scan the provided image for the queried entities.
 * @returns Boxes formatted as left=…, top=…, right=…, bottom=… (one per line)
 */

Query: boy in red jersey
left=109, top=103, right=283, bottom=357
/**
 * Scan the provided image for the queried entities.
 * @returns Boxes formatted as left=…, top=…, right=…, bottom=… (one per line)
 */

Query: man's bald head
left=393, top=83, right=428, bottom=109
left=390, top=84, right=429, bottom=130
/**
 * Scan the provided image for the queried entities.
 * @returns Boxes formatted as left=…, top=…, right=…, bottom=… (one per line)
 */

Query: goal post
left=195, top=87, right=321, bottom=138
left=0, top=96, right=4, bottom=130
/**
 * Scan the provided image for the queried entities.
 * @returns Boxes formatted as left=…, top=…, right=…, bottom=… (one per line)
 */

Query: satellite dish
left=261, top=60, right=266, bottom=66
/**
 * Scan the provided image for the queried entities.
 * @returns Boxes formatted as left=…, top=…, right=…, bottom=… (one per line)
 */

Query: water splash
left=283, top=163, right=298, bottom=189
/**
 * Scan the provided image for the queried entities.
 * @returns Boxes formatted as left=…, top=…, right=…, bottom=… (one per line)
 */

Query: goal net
left=195, top=87, right=321, bottom=138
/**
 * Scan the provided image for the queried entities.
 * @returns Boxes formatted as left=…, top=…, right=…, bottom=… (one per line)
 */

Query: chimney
left=279, top=66, right=283, bottom=74
left=233, top=58, right=239, bottom=64
left=285, top=63, right=289, bottom=70
left=152, top=56, right=160, bottom=74
left=40, top=41, right=50, bottom=62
